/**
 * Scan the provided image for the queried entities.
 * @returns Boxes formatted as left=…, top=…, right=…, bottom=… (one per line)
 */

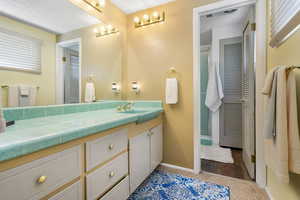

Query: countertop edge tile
left=0, top=107, right=163, bottom=163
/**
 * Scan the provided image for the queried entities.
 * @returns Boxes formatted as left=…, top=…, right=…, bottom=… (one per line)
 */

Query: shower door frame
left=56, top=38, right=82, bottom=104
left=193, top=0, right=267, bottom=188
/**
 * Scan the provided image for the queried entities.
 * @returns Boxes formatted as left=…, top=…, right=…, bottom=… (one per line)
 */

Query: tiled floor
left=158, top=165, right=270, bottom=200
left=201, top=148, right=252, bottom=180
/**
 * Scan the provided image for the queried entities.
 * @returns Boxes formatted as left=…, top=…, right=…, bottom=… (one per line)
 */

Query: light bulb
left=143, top=14, right=149, bottom=21
left=99, top=0, right=105, bottom=7
left=100, top=26, right=106, bottom=34
left=107, top=24, right=113, bottom=32
left=93, top=28, right=99, bottom=33
left=152, top=12, right=159, bottom=19
left=134, top=17, right=140, bottom=23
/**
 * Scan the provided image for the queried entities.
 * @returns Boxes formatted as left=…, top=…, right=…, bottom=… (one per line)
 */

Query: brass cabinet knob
left=109, top=171, right=115, bottom=178
left=108, top=144, right=114, bottom=150
left=37, top=175, right=47, bottom=184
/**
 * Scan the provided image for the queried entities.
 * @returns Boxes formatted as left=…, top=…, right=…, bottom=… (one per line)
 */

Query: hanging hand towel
left=29, top=87, right=37, bottom=106
left=18, top=85, right=37, bottom=107
left=19, top=85, right=30, bottom=96
left=166, top=78, right=178, bottom=104
left=205, top=63, right=224, bottom=112
left=0, top=109, right=5, bottom=134
left=262, top=66, right=281, bottom=139
left=0, top=87, right=2, bottom=107
left=85, top=82, right=96, bottom=103
left=8, top=85, right=19, bottom=107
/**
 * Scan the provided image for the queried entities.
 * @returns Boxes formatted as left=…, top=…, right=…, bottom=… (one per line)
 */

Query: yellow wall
left=60, top=0, right=127, bottom=101
left=0, top=16, right=56, bottom=107
left=58, top=24, right=123, bottom=101
left=125, top=0, right=217, bottom=169
left=267, top=21, right=300, bottom=200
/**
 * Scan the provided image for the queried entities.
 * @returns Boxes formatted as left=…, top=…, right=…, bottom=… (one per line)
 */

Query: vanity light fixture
left=95, top=25, right=119, bottom=37
left=133, top=11, right=165, bottom=28
left=81, top=0, right=104, bottom=13
left=131, top=81, right=140, bottom=94
left=112, top=82, right=121, bottom=94
left=98, top=0, right=105, bottom=7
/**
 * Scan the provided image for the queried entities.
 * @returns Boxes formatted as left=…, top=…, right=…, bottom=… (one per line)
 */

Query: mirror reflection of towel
left=85, top=82, right=96, bottom=103
left=19, top=86, right=37, bottom=107
left=8, top=85, right=19, bottom=107
left=205, top=63, right=224, bottom=112
left=8, top=85, right=37, bottom=107
left=0, top=109, right=5, bottom=133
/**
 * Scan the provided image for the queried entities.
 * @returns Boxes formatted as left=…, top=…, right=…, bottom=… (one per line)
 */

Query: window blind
left=270, top=0, right=300, bottom=47
left=0, top=27, right=42, bottom=73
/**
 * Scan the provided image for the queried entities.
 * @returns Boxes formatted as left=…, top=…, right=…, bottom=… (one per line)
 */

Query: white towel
left=8, top=85, right=19, bottom=107
left=19, top=86, right=37, bottom=107
left=29, top=87, right=37, bottom=106
left=19, top=85, right=30, bottom=96
left=0, top=88, right=2, bottom=107
left=85, top=82, right=96, bottom=103
left=205, top=63, right=224, bottom=112
left=166, top=78, right=178, bottom=104
left=0, top=109, right=5, bottom=133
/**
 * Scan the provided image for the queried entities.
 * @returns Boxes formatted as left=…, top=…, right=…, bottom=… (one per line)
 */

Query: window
left=270, top=0, right=300, bottom=47
left=0, top=27, right=42, bottom=73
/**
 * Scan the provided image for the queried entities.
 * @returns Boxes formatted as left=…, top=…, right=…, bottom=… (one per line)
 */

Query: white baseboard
left=160, top=163, right=194, bottom=173
left=265, top=187, right=274, bottom=200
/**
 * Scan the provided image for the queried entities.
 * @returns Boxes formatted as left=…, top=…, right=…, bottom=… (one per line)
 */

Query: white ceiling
left=0, top=0, right=101, bottom=34
left=111, top=0, right=175, bottom=14
left=200, top=6, right=251, bottom=33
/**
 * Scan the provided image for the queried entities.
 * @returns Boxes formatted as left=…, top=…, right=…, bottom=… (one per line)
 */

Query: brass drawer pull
left=108, top=144, right=114, bottom=150
left=37, top=175, right=47, bottom=184
left=109, top=171, right=115, bottom=178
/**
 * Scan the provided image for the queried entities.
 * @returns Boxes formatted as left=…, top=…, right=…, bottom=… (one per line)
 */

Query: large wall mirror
left=0, top=0, right=123, bottom=108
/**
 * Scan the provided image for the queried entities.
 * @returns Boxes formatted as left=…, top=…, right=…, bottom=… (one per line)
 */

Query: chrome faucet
left=117, top=102, right=134, bottom=112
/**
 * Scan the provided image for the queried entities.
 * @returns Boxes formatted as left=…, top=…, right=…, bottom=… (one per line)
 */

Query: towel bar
left=1, top=85, right=40, bottom=89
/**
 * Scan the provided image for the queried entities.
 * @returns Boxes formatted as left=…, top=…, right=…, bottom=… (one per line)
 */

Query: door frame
left=56, top=38, right=82, bottom=104
left=193, top=0, right=267, bottom=187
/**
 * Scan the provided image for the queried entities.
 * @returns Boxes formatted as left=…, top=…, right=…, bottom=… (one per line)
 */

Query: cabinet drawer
left=100, top=176, right=129, bottom=200
left=86, top=128, right=128, bottom=171
left=86, top=152, right=128, bottom=200
left=49, top=180, right=82, bottom=200
left=0, top=146, right=81, bottom=200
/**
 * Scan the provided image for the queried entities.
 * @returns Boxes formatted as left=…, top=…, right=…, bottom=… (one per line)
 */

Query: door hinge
left=251, top=155, right=256, bottom=163
left=62, top=57, right=66, bottom=62
left=251, top=23, right=256, bottom=31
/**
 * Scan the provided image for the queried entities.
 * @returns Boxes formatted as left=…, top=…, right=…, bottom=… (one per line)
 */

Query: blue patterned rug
left=128, top=170, right=230, bottom=200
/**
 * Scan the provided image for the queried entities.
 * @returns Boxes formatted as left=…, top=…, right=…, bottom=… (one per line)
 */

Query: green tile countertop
left=0, top=101, right=163, bottom=162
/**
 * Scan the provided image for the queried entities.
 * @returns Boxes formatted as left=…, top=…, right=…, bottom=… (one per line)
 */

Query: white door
left=219, top=37, right=243, bottom=148
left=242, top=20, right=256, bottom=179
left=150, top=124, right=163, bottom=171
left=129, top=131, right=150, bottom=193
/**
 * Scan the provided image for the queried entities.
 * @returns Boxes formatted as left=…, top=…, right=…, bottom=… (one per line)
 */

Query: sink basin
left=118, top=109, right=147, bottom=114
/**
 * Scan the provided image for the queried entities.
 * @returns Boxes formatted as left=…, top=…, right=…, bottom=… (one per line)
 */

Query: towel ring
left=168, top=67, right=176, bottom=74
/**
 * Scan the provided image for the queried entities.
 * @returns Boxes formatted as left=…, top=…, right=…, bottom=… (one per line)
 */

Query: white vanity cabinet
left=150, top=124, right=163, bottom=171
left=0, top=146, right=82, bottom=200
left=48, top=181, right=83, bottom=200
left=0, top=117, right=163, bottom=200
left=129, top=124, right=163, bottom=193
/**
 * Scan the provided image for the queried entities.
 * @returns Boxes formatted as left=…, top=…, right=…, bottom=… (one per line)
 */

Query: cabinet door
left=129, top=131, right=150, bottom=193
left=150, top=124, right=163, bottom=171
